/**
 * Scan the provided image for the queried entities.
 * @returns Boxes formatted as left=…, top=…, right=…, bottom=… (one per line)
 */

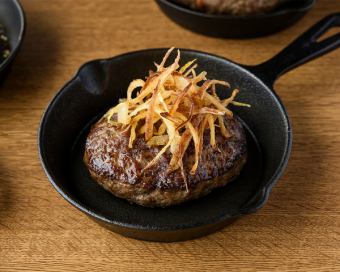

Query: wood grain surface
left=0, top=0, right=340, bottom=271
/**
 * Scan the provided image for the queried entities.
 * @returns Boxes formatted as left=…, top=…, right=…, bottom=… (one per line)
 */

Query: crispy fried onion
left=103, top=48, right=250, bottom=183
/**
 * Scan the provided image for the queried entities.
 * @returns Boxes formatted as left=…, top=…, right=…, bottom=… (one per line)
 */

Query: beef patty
left=173, top=0, right=281, bottom=15
left=84, top=116, right=247, bottom=207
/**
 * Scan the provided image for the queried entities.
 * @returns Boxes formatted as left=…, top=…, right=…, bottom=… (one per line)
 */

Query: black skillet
left=39, top=14, right=340, bottom=242
left=155, top=0, right=315, bottom=38
left=0, top=0, right=25, bottom=81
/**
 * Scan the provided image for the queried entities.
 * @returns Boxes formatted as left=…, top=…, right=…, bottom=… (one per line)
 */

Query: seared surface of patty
left=84, top=116, right=247, bottom=207
left=173, top=0, right=281, bottom=15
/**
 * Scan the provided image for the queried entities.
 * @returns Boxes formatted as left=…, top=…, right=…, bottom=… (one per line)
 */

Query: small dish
left=0, top=0, right=25, bottom=81
left=155, top=0, right=315, bottom=38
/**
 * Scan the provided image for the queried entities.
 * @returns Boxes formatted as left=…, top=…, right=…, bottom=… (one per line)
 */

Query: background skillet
left=155, top=0, right=315, bottom=38
left=39, top=14, right=340, bottom=242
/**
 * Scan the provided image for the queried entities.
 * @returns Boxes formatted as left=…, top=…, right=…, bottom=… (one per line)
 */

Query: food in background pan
left=83, top=48, right=250, bottom=207
left=172, top=0, right=283, bottom=15
left=0, top=24, right=10, bottom=65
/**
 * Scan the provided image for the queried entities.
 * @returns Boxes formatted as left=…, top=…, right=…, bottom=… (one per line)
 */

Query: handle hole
left=316, top=26, right=340, bottom=42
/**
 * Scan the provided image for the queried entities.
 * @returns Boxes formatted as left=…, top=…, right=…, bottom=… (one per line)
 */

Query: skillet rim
left=38, top=47, right=292, bottom=231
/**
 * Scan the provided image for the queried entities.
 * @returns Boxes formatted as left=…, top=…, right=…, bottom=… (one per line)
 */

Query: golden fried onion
left=104, top=48, right=250, bottom=181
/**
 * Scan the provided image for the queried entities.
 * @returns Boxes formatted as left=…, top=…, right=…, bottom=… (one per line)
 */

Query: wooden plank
left=0, top=0, right=339, bottom=271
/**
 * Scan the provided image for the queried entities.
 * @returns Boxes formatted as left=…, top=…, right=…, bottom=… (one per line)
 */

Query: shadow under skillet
left=268, top=83, right=329, bottom=218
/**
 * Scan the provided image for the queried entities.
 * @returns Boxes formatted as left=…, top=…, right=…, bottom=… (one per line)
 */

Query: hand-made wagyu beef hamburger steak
left=84, top=48, right=250, bottom=207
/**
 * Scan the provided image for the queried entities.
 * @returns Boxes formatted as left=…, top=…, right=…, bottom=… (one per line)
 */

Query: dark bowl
left=155, top=0, right=315, bottom=38
left=0, top=0, right=25, bottom=80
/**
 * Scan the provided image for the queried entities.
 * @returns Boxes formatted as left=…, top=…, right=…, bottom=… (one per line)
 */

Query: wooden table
left=1, top=1, right=339, bottom=271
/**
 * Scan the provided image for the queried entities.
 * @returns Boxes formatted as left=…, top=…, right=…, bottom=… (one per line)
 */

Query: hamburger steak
left=84, top=116, right=247, bottom=207
left=83, top=48, right=249, bottom=207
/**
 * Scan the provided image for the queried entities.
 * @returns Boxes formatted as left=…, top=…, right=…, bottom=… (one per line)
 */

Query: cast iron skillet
left=0, top=0, right=25, bottom=81
left=155, top=0, right=315, bottom=38
left=39, top=14, right=340, bottom=242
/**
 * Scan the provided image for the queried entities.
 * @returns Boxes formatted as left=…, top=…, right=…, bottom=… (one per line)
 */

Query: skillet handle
left=249, top=13, right=340, bottom=86
left=240, top=14, right=340, bottom=214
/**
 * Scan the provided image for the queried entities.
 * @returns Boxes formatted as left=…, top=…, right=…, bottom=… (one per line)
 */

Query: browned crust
left=83, top=116, right=247, bottom=207
left=86, top=153, right=246, bottom=207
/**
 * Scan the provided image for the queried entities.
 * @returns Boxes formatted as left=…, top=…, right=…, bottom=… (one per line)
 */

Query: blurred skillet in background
left=0, top=0, right=25, bottom=81
left=155, top=0, right=316, bottom=38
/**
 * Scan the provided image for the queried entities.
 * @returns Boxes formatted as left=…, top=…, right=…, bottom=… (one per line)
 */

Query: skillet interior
left=39, top=49, right=291, bottom=241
